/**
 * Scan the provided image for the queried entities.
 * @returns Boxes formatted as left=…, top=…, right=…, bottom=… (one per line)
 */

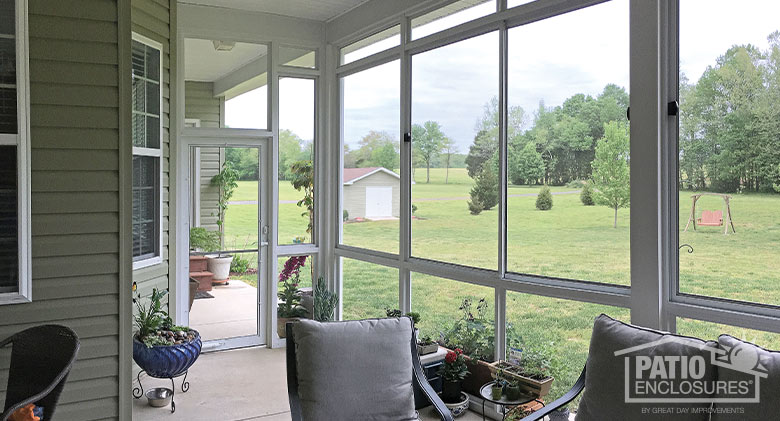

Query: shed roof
left=343, top=167, right=399, bottom=185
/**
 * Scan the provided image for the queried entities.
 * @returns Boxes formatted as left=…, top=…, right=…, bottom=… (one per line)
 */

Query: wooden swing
left=683, top=193, right=736, bottom=234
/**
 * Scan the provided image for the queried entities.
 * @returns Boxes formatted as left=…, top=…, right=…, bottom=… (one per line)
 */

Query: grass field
left=222, top=167, right=780, bottom=404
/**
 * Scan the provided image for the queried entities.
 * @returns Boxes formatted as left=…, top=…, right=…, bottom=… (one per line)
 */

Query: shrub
left=230, top=254, right=250, bottom=273
left=342, top=210, right=349, bottom=221
left=580, top=182, right=595, bottom=206
left=412, top=204, right=418, bottom=214
left=566, top=179, right=586, bottom=189
left=189, top=227, right=219, bottom=252
left=536, top=185, right=553, bottom=210
left=468, top=199, right=483, bottom=215
left=313, top=277, right=338, bottom=322
left=470, top=166, right=498, bottom=210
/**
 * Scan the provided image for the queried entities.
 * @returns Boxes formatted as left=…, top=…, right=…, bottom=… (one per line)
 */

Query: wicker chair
left=1, top=325, right=80, bottom=421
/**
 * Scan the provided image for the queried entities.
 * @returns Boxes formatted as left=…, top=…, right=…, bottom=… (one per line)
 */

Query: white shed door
left=365, top=186, right=393, bottom=217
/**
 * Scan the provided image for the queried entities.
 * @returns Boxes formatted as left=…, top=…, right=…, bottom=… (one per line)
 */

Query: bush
left=468, top=199, right=484, bottom=215
left=342, top=210, right=349, bottom=221
left=469, top=166, right=498, bottom=211
left=536, top=186, right=553, bottom=210
left=189, top=227, right=219, bottom=252
left=412, top=204, right=418, bottom=214
left=230, top=254, right=251, bottom=273
left=580, top=182, right=595, bottom=206
left=566, top=179, right=586, bottom=188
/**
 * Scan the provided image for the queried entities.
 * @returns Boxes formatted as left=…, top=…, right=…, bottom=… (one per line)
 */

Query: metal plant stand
left=133, top=369, right=190, bottom=413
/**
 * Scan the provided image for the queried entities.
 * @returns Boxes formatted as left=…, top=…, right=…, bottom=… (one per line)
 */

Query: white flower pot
left=207, top=255, right=233, bottom=281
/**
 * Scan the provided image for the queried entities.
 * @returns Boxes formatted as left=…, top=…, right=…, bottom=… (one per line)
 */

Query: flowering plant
left=438, top=348, right=470, bottom=382
left=278, top=255, right=308, bottom=318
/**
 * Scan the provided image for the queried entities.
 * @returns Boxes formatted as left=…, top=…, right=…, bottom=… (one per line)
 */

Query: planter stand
left=133, top=369, right=190, bottom=413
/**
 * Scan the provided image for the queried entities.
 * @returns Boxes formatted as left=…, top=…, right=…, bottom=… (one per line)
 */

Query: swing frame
left=683, top=193, right=736, bottom=234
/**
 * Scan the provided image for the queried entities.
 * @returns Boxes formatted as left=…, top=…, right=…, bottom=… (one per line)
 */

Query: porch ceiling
left=178, top=0, right=373, bottom=22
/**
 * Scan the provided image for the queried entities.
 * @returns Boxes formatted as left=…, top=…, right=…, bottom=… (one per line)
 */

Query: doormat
left=194, top=291, right=214, bottom=300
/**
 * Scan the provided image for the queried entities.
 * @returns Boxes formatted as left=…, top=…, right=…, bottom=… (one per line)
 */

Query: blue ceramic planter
left=133, top=330, right=202, bottom=378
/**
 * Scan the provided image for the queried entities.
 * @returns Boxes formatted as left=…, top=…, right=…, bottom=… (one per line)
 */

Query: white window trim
left=132, top=32, right=164, bottom=271
left=0, top=0, right=31, bottom=305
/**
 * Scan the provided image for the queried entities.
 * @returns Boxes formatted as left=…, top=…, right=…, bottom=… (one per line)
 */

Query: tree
left=344, top=131, right=399, bottom=169
left=440, top=137, right=457, bottom=184
left=535, top=185, right=553, bottom=210
left=466, top=98, right=526, bottom=178
left=279, top=129, right=305, bottom=180
left=412, top=121, right=445, bottom=183
left=289, top=160, right=314, bottom=239
left=591, top=121, right=630, bottom=228
left=509, top=142, right=545, bottom=186
left=469, top=166, right=498, bottom=211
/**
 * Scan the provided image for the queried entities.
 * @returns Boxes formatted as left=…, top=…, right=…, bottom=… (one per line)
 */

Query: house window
left=132, top=34, right=163, bottom=269
left=0, top=0, right=30, bottom=304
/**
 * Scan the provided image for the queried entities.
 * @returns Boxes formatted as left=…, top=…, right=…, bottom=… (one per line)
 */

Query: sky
left=226, top=0, right=780, bottom=154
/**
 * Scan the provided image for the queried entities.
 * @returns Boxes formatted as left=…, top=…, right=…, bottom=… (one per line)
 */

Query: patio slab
left=190, top=279, right=259, bottom=341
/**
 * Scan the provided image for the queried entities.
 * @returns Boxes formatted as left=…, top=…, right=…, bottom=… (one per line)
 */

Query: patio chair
left=286, top=317, right=453, bottom=421
left=1, top=325, right=80, bottom=421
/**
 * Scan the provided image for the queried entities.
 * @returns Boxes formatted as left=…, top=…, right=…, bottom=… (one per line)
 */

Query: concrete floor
left=131, top=346, right=486, bottom=421
left=190, top=280, right=259, bottom=341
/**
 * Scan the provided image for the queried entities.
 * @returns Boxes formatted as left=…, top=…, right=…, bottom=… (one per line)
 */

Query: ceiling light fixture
left=212, top=40, right=236, bottom=51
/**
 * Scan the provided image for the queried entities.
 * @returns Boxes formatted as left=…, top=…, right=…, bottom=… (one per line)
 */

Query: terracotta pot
left=462, top=357, right=494, bottom=396
left=277, top=317, right=300, bottom=338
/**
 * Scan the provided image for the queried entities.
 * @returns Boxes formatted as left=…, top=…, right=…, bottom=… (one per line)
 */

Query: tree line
left=680, top=31, right=780, bottom=193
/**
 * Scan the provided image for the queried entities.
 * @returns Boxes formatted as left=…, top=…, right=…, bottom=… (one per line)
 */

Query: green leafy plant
left=592, top=121, right=630, bottom=227
left=277, top=255, right=308, bottom=319
left=440, top=298, right=522, bottom=362
left=230, top=254, right=251, bottom=273
left=536, top=185, right=553, bottom=210
left=467, top=198, right=484, bottom=215
left=580, top=181, right=595, bottom=206
left=406, top=311, right=421, bottom=326
left=518, top=346, right=553, bottom=380
left=189, top=227, right=220, bottom=252
left=313, top=277, right=338, bottom=322
left=438, top=348, right=469, bottom=382
left=343, top=209, right=349, bottom=221
left=385, top=308, right=421, bottom=325
left=419, top=335, right=436, bottom=346
left=412, top=204, right=418, bottom=215
left=133, top=287, right=193, bottom=348
left=385, top=308, right=403, bottom=318
left=210, top=161, right=239, bottom=253
left=290, top=160, right=314, bottom=238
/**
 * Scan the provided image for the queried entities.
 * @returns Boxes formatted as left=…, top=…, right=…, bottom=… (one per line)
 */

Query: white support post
left=269, top=41, right=282, bottom=347
left=629, top=0, right=668, bottom=330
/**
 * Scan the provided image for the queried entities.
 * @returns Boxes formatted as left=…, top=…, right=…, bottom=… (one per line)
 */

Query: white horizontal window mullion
left=668, top=300, right=780, bottom=335
left=335, top=46, right=403, bottom=77
left=132, top=147, right=162, bottom=157
left=0, top=134, right=18, bottom=145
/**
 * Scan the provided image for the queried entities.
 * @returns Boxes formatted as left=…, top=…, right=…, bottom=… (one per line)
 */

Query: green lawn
left=222, top=168, right=780, bottom=405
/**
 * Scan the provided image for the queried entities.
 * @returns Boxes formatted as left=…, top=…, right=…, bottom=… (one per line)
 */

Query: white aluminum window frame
left=0, top=0, right=31, bottom=305
left=329, top=0, right=780, bottom=357
left=131, top=33, right=164, bottom=271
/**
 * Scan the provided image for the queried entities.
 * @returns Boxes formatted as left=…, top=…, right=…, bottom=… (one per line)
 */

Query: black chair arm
left=410, top=331, right=453, bottom=421
left=520, top=365, right=586, bottom=421
left=286, top=323, right=303, bottom=421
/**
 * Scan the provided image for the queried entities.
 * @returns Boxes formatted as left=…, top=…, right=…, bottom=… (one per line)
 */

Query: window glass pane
left=132, top=39, right=161, bottom=150
left=341, top=61, right=400, bottom=253
left=506, top=0, right=630, bottom=284
left=411, top=274, right=494, bottom=358
left=411, top=0, right=495, bottom=40
left=0, top=88, right=16, bottom=134
left=0, top=0, right=14, bottom=36
left=411, top=32, right=497, bottom=269
left=132, top=156, right=159, bottom=260
left=279, top=78, right=314, bottom=245
left=507, top=0, right=535, bottom=8
left=676, top=317, right=780, bottom=351
left=506, top=291, right=628, bottom=409
left=183, top=38, right=269, bottom=130
left=340, top=25, right=400, bottom=65
left=678, top=0, right=780, bottom=305
left=221, top=146, right=260, bottom=250
left=0, top=38, right=15, bottom=86
left=341, top=258, right=398, bottom=320
left=0, top=145, right=17, bottom=292
left=280, top=46, right=316, bottom=69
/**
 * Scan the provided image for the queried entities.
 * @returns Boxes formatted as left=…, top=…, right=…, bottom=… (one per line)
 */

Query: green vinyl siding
left=185, top=81, right=222, bottom=128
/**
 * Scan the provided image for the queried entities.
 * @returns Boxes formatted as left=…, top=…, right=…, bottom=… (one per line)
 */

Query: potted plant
left=548, top=406, right=570, bottom=421
left=207, top=161, right=238, bottom=282
left=488, top=349, right=554, bottom=398
left=313, top=277, right=338, bottom=322
left=417, top=335, right=438, bottom=355
left=132, top=288, right=201, bottom=379
left=438, top=348, right=470, bottom=418
left=277, top=255, right=308, bottom=338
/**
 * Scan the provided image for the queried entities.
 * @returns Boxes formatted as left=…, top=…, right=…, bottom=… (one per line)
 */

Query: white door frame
left=176, top=128, right=272, bottom=350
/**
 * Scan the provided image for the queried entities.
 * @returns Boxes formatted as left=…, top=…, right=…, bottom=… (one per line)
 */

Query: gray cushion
left=711, top=334, right=780, bottom=420
left=292, top=317, right=417, bottom=421
left=575, top=314, right=717, bottom=421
